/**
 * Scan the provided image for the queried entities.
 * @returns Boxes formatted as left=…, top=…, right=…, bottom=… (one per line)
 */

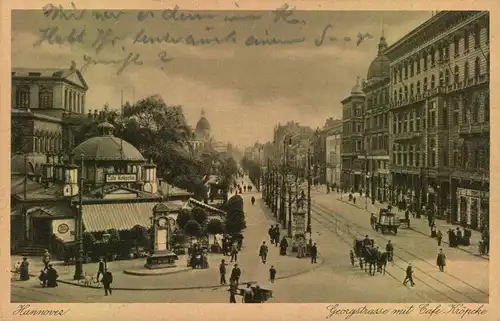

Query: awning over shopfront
left=82, top=200, right=186, bottom=232
left=27, top=205, right=73, bottom=218
left=183, top=198, right=226, bottom=215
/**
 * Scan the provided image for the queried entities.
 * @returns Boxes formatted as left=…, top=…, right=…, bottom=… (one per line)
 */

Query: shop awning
left=82, top=201, right=186, bottom=232
left=183, top=198, right=226, bottom=215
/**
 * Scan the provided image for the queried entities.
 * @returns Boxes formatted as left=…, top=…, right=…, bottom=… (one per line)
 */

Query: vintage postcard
left=2, top=0, right=497, bottom=320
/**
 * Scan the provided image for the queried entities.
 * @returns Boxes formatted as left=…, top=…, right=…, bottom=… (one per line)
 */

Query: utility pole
left=281, top=139, right=287, bottom=229
left=307, top=148, right=312, bottom=233
left=73, top=153, right=85, bottom=280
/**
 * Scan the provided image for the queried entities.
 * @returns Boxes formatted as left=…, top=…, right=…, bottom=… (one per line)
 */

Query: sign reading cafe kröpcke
left=105, top=173, right=137, bottom=183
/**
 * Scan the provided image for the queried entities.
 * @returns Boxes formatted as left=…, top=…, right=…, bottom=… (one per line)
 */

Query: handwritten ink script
left=326, top=303, right=488, bottom=320
left=12, top=304, right=71, bottom=316
left=33, top=3, right=375, bottom=75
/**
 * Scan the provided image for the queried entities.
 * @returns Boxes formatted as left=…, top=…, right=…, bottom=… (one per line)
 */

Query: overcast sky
left=12, top=9, right=432, bottom=147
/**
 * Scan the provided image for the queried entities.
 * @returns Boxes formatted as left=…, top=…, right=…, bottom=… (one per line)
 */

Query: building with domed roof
left=359, top=34, right=392, bottom=202
left=340, top=77, right=366, bottom=191
left=10, top=120, right=193, bottom=254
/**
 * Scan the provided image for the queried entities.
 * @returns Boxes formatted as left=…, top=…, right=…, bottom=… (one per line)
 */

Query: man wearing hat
left=403, top=263, right=415, bottom=286
left=102, top=268, right=113, bottom=296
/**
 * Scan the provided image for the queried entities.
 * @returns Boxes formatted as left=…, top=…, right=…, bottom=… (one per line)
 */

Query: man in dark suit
left=219, top=259, right=227, bottom=285
left=230, top=264, right=241, bottom=285
left=102, top=268, right=113, bottom=296
left=310, top=243, right=318, bottom=264
left=97, top=258, right=106, bottom=281
left=403, top=263, right=415, bottom=286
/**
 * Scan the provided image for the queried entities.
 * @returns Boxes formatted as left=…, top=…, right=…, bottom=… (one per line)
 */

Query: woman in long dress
left=19, top=257, right=30, bottom=281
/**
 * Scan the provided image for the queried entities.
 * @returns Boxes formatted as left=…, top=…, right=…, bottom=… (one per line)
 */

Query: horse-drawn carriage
left=350, top=237, right=390, bottom=276
left=373, top=210, right=400, bottom=234
left=229, top=282, right=273, bottom=303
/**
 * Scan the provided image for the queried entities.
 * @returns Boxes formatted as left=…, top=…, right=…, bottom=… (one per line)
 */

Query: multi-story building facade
left=325, top=121, right=342, bottom=188
left=386, top=11, right=489, bottom=229
left=272, top=121, right=313, bottom=164
left=341, top=78, right=366, bottom=192
left=361, top=35, right=392, bottom=202
left=288, top=132, right=313, bottom=174
left=11, top=64, right=89, bottom=178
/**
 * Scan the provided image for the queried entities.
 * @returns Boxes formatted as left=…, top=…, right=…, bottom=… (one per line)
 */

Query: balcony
left=459, top=123, right=490, bottom=136
left=446, top=74, right=489, bottom=94
left=452, top=168, right=489, bottom=183
left=390, top=164, right=421, bottom=175
left=393, top=131, right=423, bottom=141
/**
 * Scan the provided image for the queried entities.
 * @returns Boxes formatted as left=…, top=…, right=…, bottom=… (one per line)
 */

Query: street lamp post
left=73, top=153, right=85, bottom=280
left=365, top=172, right=371, bottom=210
left=306, top=148, right=312, bottom=233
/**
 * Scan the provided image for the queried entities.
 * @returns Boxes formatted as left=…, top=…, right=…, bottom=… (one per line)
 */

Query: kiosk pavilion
left=11, top=122, right=194, bottom=255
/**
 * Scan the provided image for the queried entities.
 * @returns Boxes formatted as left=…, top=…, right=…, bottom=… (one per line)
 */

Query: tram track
left=310, top=201, right=487, bottom=303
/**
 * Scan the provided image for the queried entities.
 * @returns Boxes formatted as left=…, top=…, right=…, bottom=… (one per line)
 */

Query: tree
left=225, top=195, right=246, bottom=234
left=192, top=207, right=208, bottom=226
left=130, top=225, right=150, bottom=256
left=205, top=218, right=224, bottom=243
left=184, top=220, right=202, bottom=238
left=176, top=209, right=192, bottom=230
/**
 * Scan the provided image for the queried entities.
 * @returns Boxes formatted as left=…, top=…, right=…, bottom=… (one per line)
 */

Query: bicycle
left=77, top=273, right=102, bottom=288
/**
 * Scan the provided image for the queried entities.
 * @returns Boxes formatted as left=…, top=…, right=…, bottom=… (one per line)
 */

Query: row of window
left=366, top=113, right=389, bottom=129
left=33, top=136, right=62, bottom=153
left=392, top=56, right=487, bottom=103
left=366, top=89, right=390, bottom=109
left=366, top=135, right=389, bottom=151
left=16, top=88, right=54, bottom=109
left=392, top=23, right=487, bottom=84
left=392, top=141, right=489, bottom=170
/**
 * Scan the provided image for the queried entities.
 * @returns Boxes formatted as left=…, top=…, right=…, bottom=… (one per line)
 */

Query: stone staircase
left=19, top=244, right=46, bottom=257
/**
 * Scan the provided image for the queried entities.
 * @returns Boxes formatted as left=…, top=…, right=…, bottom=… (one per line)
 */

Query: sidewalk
left=12, top=193, right=321, bottom=291
left=334, top=191, right=488, bottom=259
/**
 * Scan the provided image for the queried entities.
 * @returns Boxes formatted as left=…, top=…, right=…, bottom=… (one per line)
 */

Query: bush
left=184, top=220, right=202, bottom=238
left=177, top=209, right=191, bottom=230
left=192, top=207, right=208, bottom=226
left=227, top=194, right=244, bottom=211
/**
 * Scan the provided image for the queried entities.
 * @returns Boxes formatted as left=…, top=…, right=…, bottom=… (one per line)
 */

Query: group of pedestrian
left=447, top=227, right=471, bottom=247
left=268, top=225, right=281, bottom=246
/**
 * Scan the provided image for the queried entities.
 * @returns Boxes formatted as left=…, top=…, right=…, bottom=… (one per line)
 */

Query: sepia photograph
left=9, top=7, right=490, bottom=305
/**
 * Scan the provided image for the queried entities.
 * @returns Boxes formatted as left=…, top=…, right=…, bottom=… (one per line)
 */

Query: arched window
left=39, top=88, right=53, bottom=109
left=454, top=35, right=460, bottom=56
left=464, top=61, right=469, bottom=81
left=454, top=65, right=460, bottom=83
left=472, top=99, right=479, bottom=123
left=404, top=86, right=408, bottom=100
left=398, top=88, right=403, bottom=101
left=431, top=75, right=435, bottom=89
left=416, top=81, right=421, bottom=95
left=430, top=47, right=435, bottom=65
left=445, top=70, right=450, bottom=85
left=439, top=72, right=444, bottom=87
left=16, top=87, right=30, bottom=109
left=464, top=29, right=469, bottom=51
left=423, top=77, right=428, bottom=91
left=393, top=90, right=397, bottom=102
left=474, top=24, right=481, bottom=48
left=430, top=139, right=436, bottom=167
left=33, top=137, right=39, bottom=153
left=410, top=83, right=414, bottom=97
left=463, top=144, right=469, bottom=168
left=474, top=57, right=481, bottom=79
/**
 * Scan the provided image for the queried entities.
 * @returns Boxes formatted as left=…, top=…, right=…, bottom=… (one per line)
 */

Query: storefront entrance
left=31, top=218, right=53, bottom=247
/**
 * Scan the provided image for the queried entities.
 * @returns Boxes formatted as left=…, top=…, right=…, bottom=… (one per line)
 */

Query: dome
left=366, top=36, right=390, bottom=81
left=350, top=77, right=365, bottom=96
left=195, top=109, right=211, bottom=132
left=72, top=122, right=145, bottom=162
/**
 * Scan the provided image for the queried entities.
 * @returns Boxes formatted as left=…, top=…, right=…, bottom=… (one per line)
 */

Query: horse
left=377, top=251, right=389, bottom=275
left=363, top=247, right=378, bottom=276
